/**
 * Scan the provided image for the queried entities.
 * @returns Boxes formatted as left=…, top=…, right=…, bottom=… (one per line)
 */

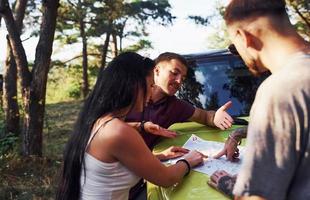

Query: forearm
left=230, top=127, right=247, bottom=139
left=159, top=162, right=189, bottom=187
left=144, top=160, right=188, bottom=187
left=189, top=108, right=216, bottom=127
left=205, top=110, right=216, bottom=126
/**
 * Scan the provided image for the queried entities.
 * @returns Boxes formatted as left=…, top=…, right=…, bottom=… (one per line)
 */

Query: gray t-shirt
left=233, top=53, right=310, bottom=199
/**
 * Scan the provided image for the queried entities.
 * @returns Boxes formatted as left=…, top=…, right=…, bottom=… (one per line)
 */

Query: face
left=154, top=59, right=187, bottom=96
left=132, top=72, right=155, bottom=112
left=227, top=26, right=267, bottom=76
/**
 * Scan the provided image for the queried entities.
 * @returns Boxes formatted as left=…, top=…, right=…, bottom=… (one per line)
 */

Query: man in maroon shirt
left=126, top=52, right=234, bottom=157
left=127, top=52, right=234, bottom=200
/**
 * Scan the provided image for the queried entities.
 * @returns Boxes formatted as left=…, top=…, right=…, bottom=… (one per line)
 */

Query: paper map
left=164, top=134, right=244, bottom=176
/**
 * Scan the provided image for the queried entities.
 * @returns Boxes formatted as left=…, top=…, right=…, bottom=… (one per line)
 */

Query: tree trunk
left=14, top=0, right=27, bottom=31
left=3, top=39, right=20, bottom=136
left=0, top=75, right=2, bottom=111
left=1, top=0, right=59, bottom=156
left=79, top=15, right=89, bottom=98
left=100, top=29, right=111, bottom=68
left=1, top=1, right=32, bottom=148
left=22, top=0, right=59, bottom=156
left=2, top=0, right=28, bottom=136
left=0, top=0, right=32, bottom=100
left=111, top=32, right=118, bottom=57
left=119, top=35, right=123, bottom=52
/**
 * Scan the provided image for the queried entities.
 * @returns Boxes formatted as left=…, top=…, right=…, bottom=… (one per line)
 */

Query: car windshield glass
left=178, top=56, right=268, bottom=117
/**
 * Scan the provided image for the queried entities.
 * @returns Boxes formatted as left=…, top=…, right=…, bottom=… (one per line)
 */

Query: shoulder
left=97, top=118, right=140, bottom=143
left=256, top=66, right=310, bottom=105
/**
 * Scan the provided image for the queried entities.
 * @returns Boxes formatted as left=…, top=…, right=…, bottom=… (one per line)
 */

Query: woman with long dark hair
left=56, top=52, right=204, bottom=200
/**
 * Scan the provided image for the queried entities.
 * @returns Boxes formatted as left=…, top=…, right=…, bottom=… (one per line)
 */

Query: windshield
left=177, top=56, right=268, bottom=117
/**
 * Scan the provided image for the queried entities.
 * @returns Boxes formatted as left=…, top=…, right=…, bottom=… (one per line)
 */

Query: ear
left=236, top=29, right=251, bottom=48
left=154, top=65, right=160, bottom=76
left=238, top=29, right=261, bottom=50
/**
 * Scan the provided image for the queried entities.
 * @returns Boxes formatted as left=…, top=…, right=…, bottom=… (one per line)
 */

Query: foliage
left=123, top=39, right=153, bottom=52
left=286, top=0, right=310, bottom=40
left=0, top=133, right=18, bottom=156
left=187, top=0, right=230, bottom=49
left=187, top=15, right=210, bottom=26
left=56, top=0, right=174, bottom=63
left=0, top=155, right=60, bottom=200
left=178, top=62, right=204, bottom=108
left=46, top=64, right=98, bottom=103
left=1, top=97, right=17, bottom=155
left=0, top=100, right=82, bottom=199
left=189, top=0, right=310, bottom=49
left=0, top=109, right=4, bottom=134
left=206, top=21, right=230, bottom=49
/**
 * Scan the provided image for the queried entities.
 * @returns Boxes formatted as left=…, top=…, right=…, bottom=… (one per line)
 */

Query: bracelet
left=176, top=159, right=191, bottom=176
left=140, top=121, right=146, bottom=133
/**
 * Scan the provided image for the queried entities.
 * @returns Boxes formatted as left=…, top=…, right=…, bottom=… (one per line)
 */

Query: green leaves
left=188, top=16, right=210, bottom=26
left=0, top=133, right=18, bottom=156
left=286, top=0, right=310, bottom=40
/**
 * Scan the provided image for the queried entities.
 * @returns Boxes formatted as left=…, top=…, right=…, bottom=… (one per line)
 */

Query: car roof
left=182, top=49, right=234, bottom=61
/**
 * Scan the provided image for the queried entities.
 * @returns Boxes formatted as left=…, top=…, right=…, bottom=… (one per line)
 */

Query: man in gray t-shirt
left=208, top=0, right=310, bottom=199
left=233, top=54, right=310, bottom=199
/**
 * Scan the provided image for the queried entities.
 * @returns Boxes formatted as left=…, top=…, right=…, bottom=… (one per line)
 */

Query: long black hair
left=56, top=52, right=155, bottom=200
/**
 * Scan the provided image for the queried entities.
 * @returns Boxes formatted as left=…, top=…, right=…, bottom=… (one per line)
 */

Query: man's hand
left=213, top=127, right=246, bottom=161
left=144, top=121, right=177, bottom=138
left=208, top=170, right=237, bottom=199
left=214, top=101, right=234, bottom=130
left=213, top=135, right=240, bottom=162
left=155, top=146, right=189, bottom=160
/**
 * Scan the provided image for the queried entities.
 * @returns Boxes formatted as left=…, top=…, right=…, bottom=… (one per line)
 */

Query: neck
left=150, top=85, right=168, bottom=103
left=260, top=31, right=310, bottom=73
left=108, top=108, right=128, bottom=120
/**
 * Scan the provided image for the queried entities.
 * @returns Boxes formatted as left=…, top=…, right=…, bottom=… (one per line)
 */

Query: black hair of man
left=155, top=52, right=188, bottom=68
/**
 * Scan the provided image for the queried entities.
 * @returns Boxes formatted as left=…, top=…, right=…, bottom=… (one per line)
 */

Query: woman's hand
left=155, top=146, right=189, bottom=160
left=144, top=121, right=177, bottom=138
left=184, top=150, right=208, bottom=167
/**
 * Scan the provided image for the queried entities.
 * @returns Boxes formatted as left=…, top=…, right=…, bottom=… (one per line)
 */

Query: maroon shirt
left=126, top=95, right=195, bottom=149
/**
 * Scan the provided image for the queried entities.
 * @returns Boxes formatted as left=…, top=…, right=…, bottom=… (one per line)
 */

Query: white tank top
left=80, top=118, right=140, bottom=200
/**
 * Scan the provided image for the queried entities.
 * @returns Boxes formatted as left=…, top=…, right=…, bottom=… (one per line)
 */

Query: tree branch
left=14, top=0, right=28, bottom=33
left=62, top=53, right=101, bottom=64
left=293, top=4, right=310, bottom=30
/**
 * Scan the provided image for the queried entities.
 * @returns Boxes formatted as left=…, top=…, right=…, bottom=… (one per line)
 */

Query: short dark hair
left=155, top=52, right=188, bottom=68
left=224, top=0, right=287, bottom=25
